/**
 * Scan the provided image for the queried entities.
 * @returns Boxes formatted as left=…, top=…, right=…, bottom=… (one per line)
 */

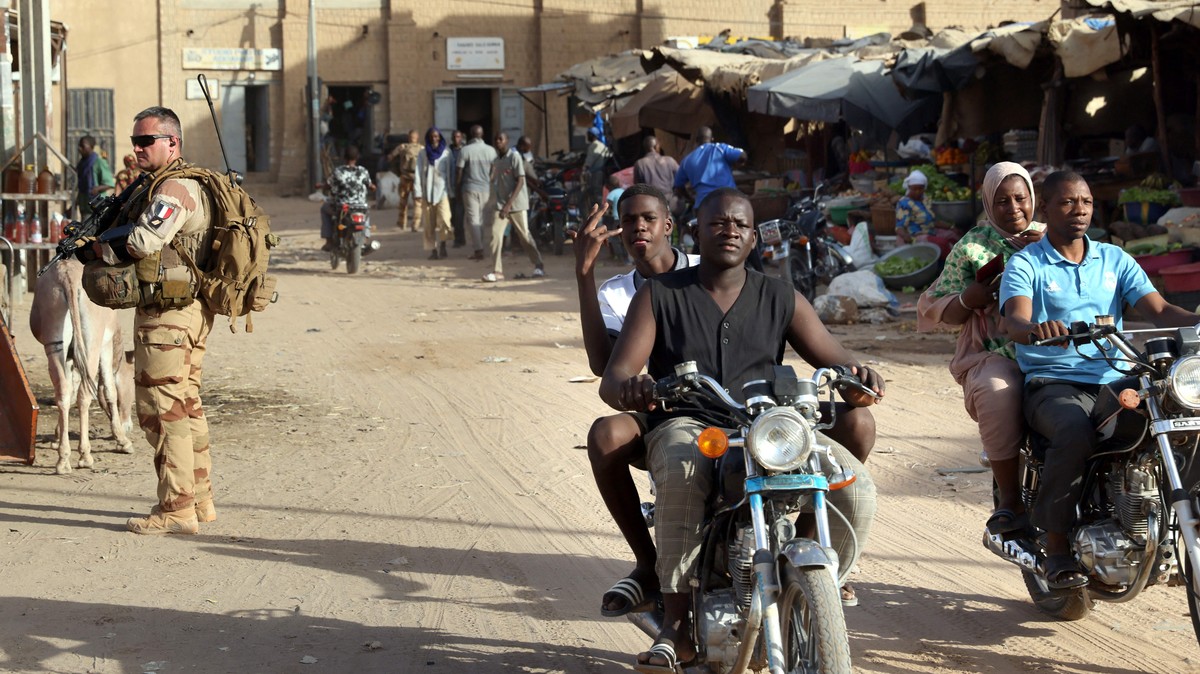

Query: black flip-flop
left=600, top=576, right=660, bottom=617
left=985, top=509, right=1028, bottom=536
left=1043, top=554, right=1089, bottom=590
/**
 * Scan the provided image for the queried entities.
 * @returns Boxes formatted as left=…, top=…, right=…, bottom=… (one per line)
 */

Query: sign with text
left=182, top=48, right=282, bottom=71
left=446, top=37, right=504, bottom=71
left=185, top=78, right=220, bottom=100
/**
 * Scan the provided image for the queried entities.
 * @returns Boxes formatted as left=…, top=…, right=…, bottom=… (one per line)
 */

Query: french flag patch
left=150, top=201, right=175, bottom=221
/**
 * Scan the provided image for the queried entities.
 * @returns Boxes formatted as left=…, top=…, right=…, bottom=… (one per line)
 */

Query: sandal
left=1043, top=553, right=1088, bottom=590
left=634, top=640, right=695, bottom=674
left=601, top=576, right=660, bottom=617
left=840, top=583, right=858, bottom=608
left=986, top=508, right=1028, bottom=536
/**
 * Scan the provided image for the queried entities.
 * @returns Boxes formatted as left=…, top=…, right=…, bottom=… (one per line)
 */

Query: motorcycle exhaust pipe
left=626, top=609, right=661, bottom=639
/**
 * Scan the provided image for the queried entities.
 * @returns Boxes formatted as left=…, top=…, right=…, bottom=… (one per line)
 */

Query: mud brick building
left=51, top=0, right=1050, bottom=192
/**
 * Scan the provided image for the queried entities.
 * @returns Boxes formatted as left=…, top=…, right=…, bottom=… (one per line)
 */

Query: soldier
left=95, top=106, right=218, bottom=535
left=387, top=129, right=423, bottom=231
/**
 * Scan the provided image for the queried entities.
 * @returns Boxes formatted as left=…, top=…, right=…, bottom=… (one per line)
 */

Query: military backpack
left=146, top=164, right=279, bottom=332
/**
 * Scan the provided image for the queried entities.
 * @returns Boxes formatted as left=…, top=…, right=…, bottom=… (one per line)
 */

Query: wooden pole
left=1151, top=26, right=1172, bottom=177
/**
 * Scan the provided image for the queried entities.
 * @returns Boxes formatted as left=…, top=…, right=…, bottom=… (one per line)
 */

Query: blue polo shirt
left=674, top=142, right=744, bottom=208
left=1000, top=236, right=1156, bottom=385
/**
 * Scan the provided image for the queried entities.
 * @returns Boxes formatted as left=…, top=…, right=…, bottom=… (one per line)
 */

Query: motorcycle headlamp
left=1169, top=355, right=1200, bottom=409
left=746, top=407, right=814, bottom=472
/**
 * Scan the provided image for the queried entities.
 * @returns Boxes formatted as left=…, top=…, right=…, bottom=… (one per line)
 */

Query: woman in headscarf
left=917, top=162, right=1045, bottom=534
left=895, top=168, right=961, bottom=258
left=414, top=127, right=454, bottom=259
left=113, top=154, right=141, bottom=193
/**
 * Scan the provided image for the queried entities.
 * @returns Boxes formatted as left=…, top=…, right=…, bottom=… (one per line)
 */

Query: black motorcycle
left=329, top=203, right=376, bottom=275
left=756, top=185, right=855, bottom=302
left=985, top=316, right=1200, bottom=641
left=530, top=168, right=581, bottom=256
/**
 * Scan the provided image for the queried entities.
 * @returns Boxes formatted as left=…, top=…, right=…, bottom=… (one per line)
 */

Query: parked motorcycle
left=630, top=361, right=879, bottom=674
left=329, top=202, right=377, bottom=275
left=985, top=316, right=1200, bottom=641
left=756, top=185, right=855, bottom=302
left=529, top=167, right=580, bottom=255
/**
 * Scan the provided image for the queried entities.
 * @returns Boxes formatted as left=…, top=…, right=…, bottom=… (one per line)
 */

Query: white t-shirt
left=597, top=248, right=699, bottom=334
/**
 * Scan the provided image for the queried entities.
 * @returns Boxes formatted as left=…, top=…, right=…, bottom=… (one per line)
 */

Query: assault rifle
left=38, top=172, right=149, bottom=276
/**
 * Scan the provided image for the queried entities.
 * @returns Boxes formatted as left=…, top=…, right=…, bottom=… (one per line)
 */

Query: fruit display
left=935, top=146, right=969, bottom=166
left=973, top=140, right=1005, bottom=164
left=888, top=164, right=972, bottom=201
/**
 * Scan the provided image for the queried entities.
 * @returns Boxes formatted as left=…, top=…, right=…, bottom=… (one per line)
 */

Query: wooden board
left=0, top=312, right=37, bottom=464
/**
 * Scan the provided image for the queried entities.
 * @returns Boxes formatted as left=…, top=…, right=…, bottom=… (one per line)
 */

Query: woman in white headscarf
left=895, top=168, right=961, bottom=258
left=916, top=162, right=1045, bottom=534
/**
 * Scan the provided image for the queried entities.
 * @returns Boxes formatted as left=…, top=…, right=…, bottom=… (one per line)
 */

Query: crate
left=749, top=194, right=789, bottom=223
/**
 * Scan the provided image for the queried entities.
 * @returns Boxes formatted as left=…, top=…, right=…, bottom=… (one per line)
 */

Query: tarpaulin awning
left=558, top=50, right=653, bottom=107
left=642, top=46, right=830, bottom=98
left=747, top=56, right=940, bottom=142
left=1083, top=0, right=1200, bottom=29
left=610, top=71, right=716, bottom=138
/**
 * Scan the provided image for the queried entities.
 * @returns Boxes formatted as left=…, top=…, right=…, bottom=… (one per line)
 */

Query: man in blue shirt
left=673, top=126, right=746, bottom=215
left=1000, top=170, right=1196, bottom=589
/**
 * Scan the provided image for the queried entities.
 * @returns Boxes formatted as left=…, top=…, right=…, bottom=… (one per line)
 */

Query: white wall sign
left=446, top=37, right=504, bottom=71
left=185, top=78, right=220, bottom=100
left=182, top=48, right=282, bottom=71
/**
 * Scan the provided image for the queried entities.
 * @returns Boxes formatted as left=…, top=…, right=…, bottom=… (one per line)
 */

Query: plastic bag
left=826, top=269, right=898, bottom=308
left=845, top=222, right=876, bottom=267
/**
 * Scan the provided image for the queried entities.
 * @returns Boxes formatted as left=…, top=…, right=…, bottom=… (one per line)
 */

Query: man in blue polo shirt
left=673, top=126, right=746, bottom=214
left=1000, top=170, right=1197, bottom=589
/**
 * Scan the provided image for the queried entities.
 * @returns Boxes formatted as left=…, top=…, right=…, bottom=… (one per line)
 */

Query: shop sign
left=182, top=48, right=282, bottom=71
left=446, top=37, right=504, bottom=71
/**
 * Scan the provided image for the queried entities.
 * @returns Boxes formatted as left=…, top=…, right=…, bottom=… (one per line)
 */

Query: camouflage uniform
left=390, top=142, right=423, bottom=230
left=124, top=164, right=216, bottom=528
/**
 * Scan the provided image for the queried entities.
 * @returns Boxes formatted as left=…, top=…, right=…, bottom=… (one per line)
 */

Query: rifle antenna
left=198, top=74, right=235, bottom=180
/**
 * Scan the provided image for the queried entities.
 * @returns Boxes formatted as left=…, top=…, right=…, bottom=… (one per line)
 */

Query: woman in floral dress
left=917, top=162, right=1045, bottom=534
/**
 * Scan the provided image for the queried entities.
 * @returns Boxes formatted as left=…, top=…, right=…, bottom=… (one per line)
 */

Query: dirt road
left=1, top=195, right=1197, bottom=673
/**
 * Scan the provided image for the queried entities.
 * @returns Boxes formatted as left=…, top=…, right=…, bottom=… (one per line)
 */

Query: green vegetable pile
left=875, top=255, right=931, bottom=277
left=889, top=164, right=972, bottom=201
left=1117, top=187, right=1181, bottom=207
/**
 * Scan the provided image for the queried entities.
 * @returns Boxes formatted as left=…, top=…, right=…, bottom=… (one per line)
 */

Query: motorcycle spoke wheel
left=777, top=566, right=851, bottom=674
left=1021, top=569, right=1092, bottom=621
left=329, top=252, right=339, bottom=270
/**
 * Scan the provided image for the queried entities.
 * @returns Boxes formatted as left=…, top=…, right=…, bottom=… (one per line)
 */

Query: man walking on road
left=673, top=126, right=746, bottom=216
left=457, top=125, right=496, bottom=261
left=388, top=129, right=423, bottom=231
left=448, top=129, right=466, bottom=248
left=633, top=136, right=680, bottom=220
left=482, top=132, right=544, bottom=283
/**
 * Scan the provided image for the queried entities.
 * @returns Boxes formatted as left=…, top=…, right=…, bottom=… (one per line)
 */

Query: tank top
left=647, top=267, right=795, bottom=426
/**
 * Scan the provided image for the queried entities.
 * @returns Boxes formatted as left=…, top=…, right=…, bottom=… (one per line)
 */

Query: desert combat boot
left=127, top=509, right=200, bottom=535
left=150, top=501, right=216, bottom=523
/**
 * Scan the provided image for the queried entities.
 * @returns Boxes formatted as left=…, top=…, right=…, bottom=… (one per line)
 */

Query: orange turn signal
left=1118, top=388, right=1141, bottom=410
left=697, top=427, right=729, bottom=458
left=796, top=235, right=810, bottom=246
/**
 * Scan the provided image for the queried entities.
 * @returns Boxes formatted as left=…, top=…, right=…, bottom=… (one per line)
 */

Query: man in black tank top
left=600, top=188, right=885, bottom=670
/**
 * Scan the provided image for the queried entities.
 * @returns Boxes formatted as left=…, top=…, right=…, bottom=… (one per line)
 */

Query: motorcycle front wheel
left=329, top=251, right=340, bottom=270
left=1021, top=570, right=1092, bottom=620
left=777, top=566, right=851, bottom=674
left=1184, top=540, right=1200, bottom=647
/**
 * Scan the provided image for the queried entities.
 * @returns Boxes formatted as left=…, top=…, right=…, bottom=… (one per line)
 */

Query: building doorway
left=325, top=85, right=375, bottom=155
left=221, top=83, right=272, bottom=174
left=455, top=87, right=494, bottom=140
left=433, top=87, right=525, bottom=144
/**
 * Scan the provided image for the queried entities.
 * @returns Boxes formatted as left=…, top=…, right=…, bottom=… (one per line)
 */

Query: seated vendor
left=896, top=169, right=962, bottom=259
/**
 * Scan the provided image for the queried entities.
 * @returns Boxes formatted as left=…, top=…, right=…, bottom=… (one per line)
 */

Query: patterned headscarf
left=981, top=162, right=1037, bottom=249
left=424, top=127, right=447, bottom=163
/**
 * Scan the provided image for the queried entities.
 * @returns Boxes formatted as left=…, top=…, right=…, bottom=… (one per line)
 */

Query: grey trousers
left=1024, top=380, right=1101, bottom=534
left=646, top=416, right=876, bottom=593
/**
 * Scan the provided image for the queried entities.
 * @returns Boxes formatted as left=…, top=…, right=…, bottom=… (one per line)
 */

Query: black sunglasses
left=130, top=134, right=174, bottom=148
